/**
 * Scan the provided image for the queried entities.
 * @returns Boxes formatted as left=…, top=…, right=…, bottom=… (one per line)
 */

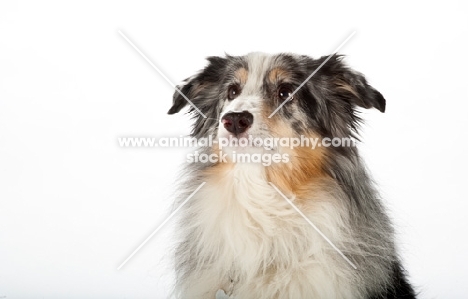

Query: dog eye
left=227, top=84, right=241, bottom=101
left=278, top=85, right=294, bottom=102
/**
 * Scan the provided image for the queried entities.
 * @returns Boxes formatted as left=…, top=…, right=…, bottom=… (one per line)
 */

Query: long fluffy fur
left=168, top=53, right=415, bottom=299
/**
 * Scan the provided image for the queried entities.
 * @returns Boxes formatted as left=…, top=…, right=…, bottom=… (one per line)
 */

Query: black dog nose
left=221, top=111, right=254, bottom=135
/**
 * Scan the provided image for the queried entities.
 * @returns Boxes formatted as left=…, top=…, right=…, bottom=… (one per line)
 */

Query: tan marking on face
left=260, top=101, right=278, bottom=130
left=268, top=67, right=289, bottom=83
left=235, top=68, right=249, bottom=85
left=264, top=126, right=329, bottom=200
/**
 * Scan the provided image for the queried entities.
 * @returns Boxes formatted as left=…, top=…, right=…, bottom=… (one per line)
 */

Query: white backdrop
left=1, top=1, right=467, bottom=298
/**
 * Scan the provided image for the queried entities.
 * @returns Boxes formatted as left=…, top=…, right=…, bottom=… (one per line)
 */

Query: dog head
left=168, top=52, right=384, bottom=143
left=168, top=52, right=385, bottom=192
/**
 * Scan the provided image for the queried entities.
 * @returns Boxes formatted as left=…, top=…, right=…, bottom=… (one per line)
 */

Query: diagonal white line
left=269, top=182, right=357, bottom=269
left=117, top=181, right=206, bottom=270
left=268, top=31, right=356, bottom=118
left=118, top=30, right=207, bottom=118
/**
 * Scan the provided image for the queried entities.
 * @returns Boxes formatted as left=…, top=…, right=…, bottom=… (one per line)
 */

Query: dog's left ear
left=336, top=70, right=386, bottom=113
left=321, top=55, right=386, bottom=113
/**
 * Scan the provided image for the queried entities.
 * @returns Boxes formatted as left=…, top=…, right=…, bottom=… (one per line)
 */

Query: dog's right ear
left=167, top=56, right=227, bottom=115
left=167, top=77, right=196, bottom=115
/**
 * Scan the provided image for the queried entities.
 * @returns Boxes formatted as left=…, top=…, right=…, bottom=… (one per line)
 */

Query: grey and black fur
left=168, top=53, right=416, bottom=299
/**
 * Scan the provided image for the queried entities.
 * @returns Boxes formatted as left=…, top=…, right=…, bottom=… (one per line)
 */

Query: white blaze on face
left=218, top=52, right=273, bottom=141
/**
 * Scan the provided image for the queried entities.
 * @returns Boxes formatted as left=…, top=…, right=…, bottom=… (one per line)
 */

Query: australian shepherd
left=167, top=52, right=415, bottom=299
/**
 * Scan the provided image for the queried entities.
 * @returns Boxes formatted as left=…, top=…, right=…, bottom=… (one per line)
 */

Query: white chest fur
left=182, top=163, right=360, bottom=299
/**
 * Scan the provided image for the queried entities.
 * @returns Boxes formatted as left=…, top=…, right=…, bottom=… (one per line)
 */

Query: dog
left=167, top=52, right=416, bottom=299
